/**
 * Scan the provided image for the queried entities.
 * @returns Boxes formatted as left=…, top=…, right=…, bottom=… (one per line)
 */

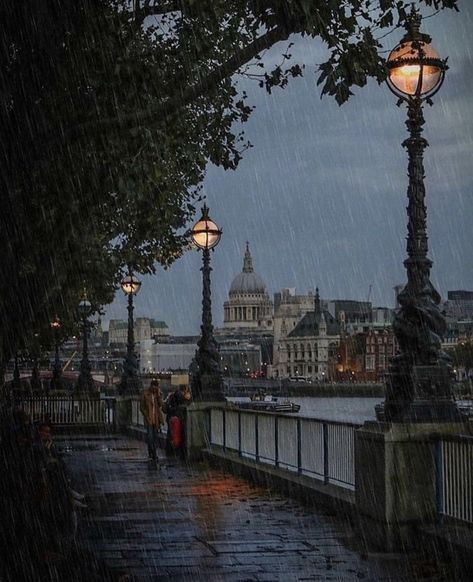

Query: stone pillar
left=355, top=421, right=471, bottom=551
left=183, top=401, right=226, bottom=461
left=115, top=396, right=133, bottom=432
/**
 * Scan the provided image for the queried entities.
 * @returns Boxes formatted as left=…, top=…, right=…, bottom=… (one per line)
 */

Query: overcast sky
left=103, top=2, right=473, bottom=335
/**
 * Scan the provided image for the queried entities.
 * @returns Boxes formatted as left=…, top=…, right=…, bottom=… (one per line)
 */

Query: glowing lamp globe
left=191, top=205, right=222, bottom=250
left=121, top=274, right=142, bottom=295
left=387, top=14, right=446, bottom=100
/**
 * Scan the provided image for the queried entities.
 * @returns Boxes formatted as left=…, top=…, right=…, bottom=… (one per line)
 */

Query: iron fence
left=436, top=434, right=473, bottom=525
left=209, top=407, right=359, bottom=490
left=14, top=396, right=116, bottom=428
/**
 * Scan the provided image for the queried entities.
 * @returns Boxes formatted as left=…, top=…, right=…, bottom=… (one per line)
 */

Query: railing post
left=275, top=416, right=279, bottom=468
left=297, top=418, right=302, bottom=474
left=255, top=414, right=259, bottom=462
left=323, top=423, right=329, bottom=485
left=238, top=411, right=242, bottom=457
left=222, top=408, right=226, bottom=451
left=112, top=399, right=118, bottom=432
left=435, top=438, right=444, bottom=525
left=208, top=409, right=212, bottom=445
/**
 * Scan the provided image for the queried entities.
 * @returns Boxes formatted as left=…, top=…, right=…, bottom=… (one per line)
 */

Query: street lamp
left=118, top=269, right=142, bottom=394
left=50, top=315, right=63, bottom=390
left=190, top=204, right=225, bottom=401
left=381, top=9, right=462, bottom=422
left=76, top=292, right=95, bottom=393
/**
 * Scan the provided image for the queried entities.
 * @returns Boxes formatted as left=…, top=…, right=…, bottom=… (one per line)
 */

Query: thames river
left=229, top=396, right=384, bottom=424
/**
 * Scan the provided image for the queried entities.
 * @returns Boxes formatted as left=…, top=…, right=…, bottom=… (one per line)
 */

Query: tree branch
left=67, top=25, right=290, bottom=141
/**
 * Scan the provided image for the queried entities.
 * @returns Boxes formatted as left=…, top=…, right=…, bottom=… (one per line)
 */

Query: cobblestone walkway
left=60, top=435, right=448, bottom=581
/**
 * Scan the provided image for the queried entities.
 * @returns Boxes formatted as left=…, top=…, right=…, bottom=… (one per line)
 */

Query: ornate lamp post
left=190, top=205, right=225, bottom=401
left=118, top=270, right=142, bottom=394
left=76, top=292, right=95, bottom=393
left=382, top=9, right=462, bottom=422
left=50, top=315, right=63, bottom=390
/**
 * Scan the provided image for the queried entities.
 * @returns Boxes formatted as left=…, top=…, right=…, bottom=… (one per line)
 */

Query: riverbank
left=225, top=379, right=385, bottom=398
left=283, top=382, right=384, bottom=397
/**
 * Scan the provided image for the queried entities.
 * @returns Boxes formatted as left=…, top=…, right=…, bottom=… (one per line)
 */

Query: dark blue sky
left=104, top=2, right=473, bottom=335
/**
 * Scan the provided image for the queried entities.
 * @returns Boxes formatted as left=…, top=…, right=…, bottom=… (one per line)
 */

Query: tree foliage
left=0, top=0, right=458, bottom=362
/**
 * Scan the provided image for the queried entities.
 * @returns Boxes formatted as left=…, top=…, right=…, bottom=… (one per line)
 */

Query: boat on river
left=230, top=394, right=300, bottom=413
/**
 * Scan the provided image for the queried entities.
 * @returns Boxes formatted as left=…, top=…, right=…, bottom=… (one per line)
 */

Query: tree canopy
left=0, top=0, right=459, bottom=363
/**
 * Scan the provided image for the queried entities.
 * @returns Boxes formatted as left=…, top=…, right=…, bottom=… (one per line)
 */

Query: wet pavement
left=59, top=435, right=451, bottom=581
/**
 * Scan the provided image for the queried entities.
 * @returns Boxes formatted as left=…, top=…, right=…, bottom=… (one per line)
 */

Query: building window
left=366, top=355, right=376, bottom=371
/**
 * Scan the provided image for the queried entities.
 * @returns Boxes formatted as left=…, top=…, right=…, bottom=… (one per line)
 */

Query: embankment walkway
left=60, top=434, right=450, bottom=581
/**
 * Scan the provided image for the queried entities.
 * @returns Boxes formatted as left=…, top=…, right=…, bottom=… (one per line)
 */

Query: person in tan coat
left=140, top=380, right=165, bottom=462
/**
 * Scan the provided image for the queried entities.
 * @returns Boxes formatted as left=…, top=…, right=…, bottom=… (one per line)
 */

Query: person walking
left=140, top=380, right=165, bottom=465
left=164, top=385, right=191, bottom=454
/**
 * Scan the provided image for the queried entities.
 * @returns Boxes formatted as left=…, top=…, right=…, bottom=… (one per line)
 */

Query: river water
left=229, top=396, right=384, bottom=424
left=291, top=396, right=383, bottom=423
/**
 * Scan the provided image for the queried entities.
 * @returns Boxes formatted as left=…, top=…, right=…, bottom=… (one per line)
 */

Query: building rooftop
left=229, top=242, right=267, bottom=295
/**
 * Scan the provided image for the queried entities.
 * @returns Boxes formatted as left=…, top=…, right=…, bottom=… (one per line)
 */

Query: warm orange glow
left=121, top=274, right=142, bottom=295
left=191, top=207, right=221, bottom=250
left=387, top=40, right=442, bottom=97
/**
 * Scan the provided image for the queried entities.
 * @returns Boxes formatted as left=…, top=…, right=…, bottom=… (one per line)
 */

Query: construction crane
left=62, top=350, right=77, bottom=372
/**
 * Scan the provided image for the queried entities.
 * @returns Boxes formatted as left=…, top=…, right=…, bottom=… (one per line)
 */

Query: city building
left=364, top=328, right=398, bottom=379
left=139, top=338, right=197, bottom=374
left=326, top=300, right=372, bottom=333
left=216, top=243, right=274, bottom=375
left=108, top=318, right=169, bottom=347
left=335, top=328, right=398, bottom=382
left=272, top=287, right=317, bottom=349
left=444, top=290, right=473, bottom=321
left=218, top=339, right=263, bottom=377
left=222, top=243, right=273, bottom=334
left=272, top=289, right=340, bottom=380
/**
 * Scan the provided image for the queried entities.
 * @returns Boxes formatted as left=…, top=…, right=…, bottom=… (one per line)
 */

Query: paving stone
left=59, top=435, right=426, bottom=581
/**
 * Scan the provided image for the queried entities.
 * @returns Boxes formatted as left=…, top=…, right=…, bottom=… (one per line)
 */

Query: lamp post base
left=381, top=364, right=466, bottom=423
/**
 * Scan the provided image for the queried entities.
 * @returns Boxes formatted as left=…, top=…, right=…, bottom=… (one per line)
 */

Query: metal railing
left=15, top=396, right=116, bottom=428
left=436, top=434, right=473, bottom=525
left=209, top=407, right=359, bottom=490
left=131, top=398, right=145, bottom=427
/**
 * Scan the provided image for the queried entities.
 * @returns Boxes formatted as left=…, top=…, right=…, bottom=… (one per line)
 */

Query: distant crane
left=62, top=350, right=77, bottom=372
